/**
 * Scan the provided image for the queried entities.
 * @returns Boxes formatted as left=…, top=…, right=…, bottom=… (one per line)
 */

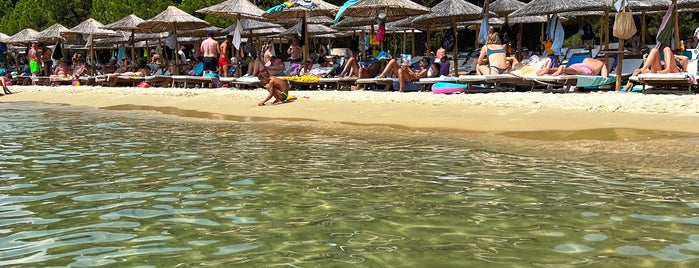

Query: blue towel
left=576, top=75, right=615, bottom=88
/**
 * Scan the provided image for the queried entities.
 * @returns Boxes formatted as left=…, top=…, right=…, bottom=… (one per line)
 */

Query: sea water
left=1, top=102, right=699, bottom=267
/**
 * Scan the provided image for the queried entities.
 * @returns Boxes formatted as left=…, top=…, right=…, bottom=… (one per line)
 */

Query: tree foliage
left=0, top=0, right=52, bottom=34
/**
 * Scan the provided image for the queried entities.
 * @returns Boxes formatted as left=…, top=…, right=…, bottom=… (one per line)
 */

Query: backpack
left=580, top=23, right=595, bottom=41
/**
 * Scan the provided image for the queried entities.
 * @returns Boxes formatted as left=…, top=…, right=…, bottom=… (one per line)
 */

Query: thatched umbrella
left=334, top=0, right=430, bottom=23
left=102, top=14, right=147, bottom=63
left=279, top=16, right=334, bottom=27
left=490, top=0, right=526, bottom=17
left=263, top=0, right=339, bottom=61
left=37, top=23, right=69, bottom=44
left=138, top=6, right=211, bottom=68
left=279, top=21, right=337, bottom=37
left=61, top=18, right=121, bottom=75
left=5, top=28, right=39, bottom=44
left=196, top=0, right=266, bottom=20
left=412, top=0, right=483, bottom=75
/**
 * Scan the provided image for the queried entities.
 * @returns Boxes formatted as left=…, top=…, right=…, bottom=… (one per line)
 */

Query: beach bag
left=613, top=7, right=636, bottom=40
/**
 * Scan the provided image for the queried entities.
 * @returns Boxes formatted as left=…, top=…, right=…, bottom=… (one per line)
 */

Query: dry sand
left=2, top=85, right=698, bottom=134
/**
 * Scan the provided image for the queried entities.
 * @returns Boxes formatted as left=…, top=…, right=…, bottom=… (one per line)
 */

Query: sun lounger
left=229, top=76, right=262, bottom=89
left=355, top=77, right=393, bottom=91
left=108, top=75, right=146, bottom=87
left=635, top=73, right=695, bottom=94
left=318, top=77, right=358, bottom=90
left=414, top=76, right=458, bottom=91
left=49, top=75, right=74, bottom=86
left=455, top=75, right=497, bottom=93
left=145, top=75, right=173, bottom=87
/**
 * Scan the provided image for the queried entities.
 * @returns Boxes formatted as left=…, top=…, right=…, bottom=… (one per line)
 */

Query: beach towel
left=233, top=20, right=242, bottom=50
left=656, top=3, right=675, bottom=49
left=334, top=0, right=362, bottom=24
left=547, top=15, right=564, bottom=56
left=576, top=75, right=615, bottom=88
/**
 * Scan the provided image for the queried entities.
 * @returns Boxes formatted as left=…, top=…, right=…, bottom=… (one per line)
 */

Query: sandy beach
left=2, top=86, right=698, bottom=134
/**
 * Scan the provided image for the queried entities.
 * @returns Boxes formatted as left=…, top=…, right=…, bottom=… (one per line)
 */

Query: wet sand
left=3, top=86, right=699, bottom=177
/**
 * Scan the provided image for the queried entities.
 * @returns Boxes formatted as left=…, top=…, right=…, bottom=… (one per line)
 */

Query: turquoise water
left=1, top=102, right=699, bottom=267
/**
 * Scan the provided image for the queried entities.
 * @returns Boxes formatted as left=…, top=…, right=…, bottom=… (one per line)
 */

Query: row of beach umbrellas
left=1, top=0, right=699, bottom=74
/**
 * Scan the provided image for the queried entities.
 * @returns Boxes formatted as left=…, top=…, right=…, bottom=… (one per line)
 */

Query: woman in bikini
left=621, top=46, right=689, bottom=92
left=476, top=32, right=518, bottom=75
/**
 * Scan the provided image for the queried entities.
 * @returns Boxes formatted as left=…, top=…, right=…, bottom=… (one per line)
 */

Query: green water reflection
left=0, top=102, right=698, bottom=267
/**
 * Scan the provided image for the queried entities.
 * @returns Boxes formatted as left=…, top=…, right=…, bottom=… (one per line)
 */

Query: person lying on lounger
left=107, top=60, right=150, bottom=80
left=54, top=59, right=71, bottom=77
left=258, top=71, right=290, bottom=106
left=376, top=57, right=429, bottom=92
left=476, top=32, right=519, bottom=75
left=621, top=46, right=689, bottom=92
left=536, top=57, right=609, bottom=77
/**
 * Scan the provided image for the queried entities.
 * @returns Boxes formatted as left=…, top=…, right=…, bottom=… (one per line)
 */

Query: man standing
left=200, top=30, right=219, bottom=75
left=219, top=35, right=232, bottom=77
left=40, top=44, right=53, bottom=76
left=28, top=42, right=40, bottom=77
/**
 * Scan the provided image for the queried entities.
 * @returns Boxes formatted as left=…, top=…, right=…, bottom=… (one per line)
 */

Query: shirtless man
left=536, top=57, right=609, bottom=77
left=219, top=35, right=232, bottom=77
left=266, top=57, right=285, bottom=76
left=40, top=44, right=53, bottom=76
left=28, top=42, right=40, bottom=79
left=258, top=71, right=290, bottom=106
left=200, top=30, right=219, bottom=75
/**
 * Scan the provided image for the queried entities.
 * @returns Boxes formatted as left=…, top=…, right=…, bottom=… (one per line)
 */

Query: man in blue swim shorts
left=200, top=30, right=219, bottom=75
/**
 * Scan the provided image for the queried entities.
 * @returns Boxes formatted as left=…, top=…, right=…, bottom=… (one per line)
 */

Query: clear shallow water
left=1, top=102, right=699, bottom=267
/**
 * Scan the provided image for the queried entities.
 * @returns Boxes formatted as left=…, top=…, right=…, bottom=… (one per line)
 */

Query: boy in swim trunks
left=536, top=57, right=608, bottom=77
left=257, top=71, right=290, bottom=106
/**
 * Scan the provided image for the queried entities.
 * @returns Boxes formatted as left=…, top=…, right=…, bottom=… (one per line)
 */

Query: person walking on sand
left=28, top=42, right=40, bottom=81
left=200, top=30, right=219, bottom=76
left=258, top=71, right=290, bottom=106
left=219, top=35, right=232, bottom=77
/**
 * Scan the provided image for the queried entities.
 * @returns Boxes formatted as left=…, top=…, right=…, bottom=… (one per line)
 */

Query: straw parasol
left=138, top=6, right=211, bottom=67
left=196, top=0, right=266, bottom=20
left=279, top=21, right=337, bottom=37
left=5, top=28, right=39, bottom=44
left=36, top=23, right=69, bottom=44
left=412, top=0, right=483, bottom=76
left=235, top=19, right=282, bottom=32
left=489, top=0, right=526, bottom=17
left=263, top=0, right=339, bottom=61
left=334, top=0, right=430, bottom=21
left=102, top=14, right=147, bottom=62
left=678, top=0, right=699, bottom=7
left=278, top=16, right=334, bottom=26
left=509, top=0, right=610, bottom=17
left=62, top=18, right=121, bottom=75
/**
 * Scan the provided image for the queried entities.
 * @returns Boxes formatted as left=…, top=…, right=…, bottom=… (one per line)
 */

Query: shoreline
left=2, top=86, right=698, bottom=135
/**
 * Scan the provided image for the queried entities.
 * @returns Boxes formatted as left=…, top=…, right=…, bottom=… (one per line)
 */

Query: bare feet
left=551, top=66, right=564, bottom=76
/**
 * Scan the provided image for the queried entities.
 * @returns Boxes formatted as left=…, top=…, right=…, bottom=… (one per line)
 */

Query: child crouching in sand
left=258, top=71, right=290, bottom=106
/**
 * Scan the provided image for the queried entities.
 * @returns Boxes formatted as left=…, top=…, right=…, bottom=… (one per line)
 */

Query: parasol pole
left=615, top=0, right=626, bottom=92
left=426, top=27, right=431, bottom=56
left=304, top=10, right=310, bottom=61
left=90, top=34, right=95, bottom=76
left=602, top=7, right=608, bottom=70
left=452, top=16, right=458, bottom=76
left=173, top=23, right=178, bottom=75
left=411, top=29, right=415, bottom=56
left=673, top=0, right=680, bottom=50
left=402, top=31, right=406, bottom=55
left=641, top=11, right=646, bottom=48
left=131, top=31, right=135, bottom=66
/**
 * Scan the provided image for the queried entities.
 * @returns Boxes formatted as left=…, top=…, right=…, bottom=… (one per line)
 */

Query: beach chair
left=145, top=75, right=173, bottom=87
left=49, top=75, right=74, bottom=86
left=636, top=73, right=695, bottom=94
left=229, top=76, right=262, bottom=89
left=355, top=77, right=392, bottom=91
left=414, top=76, right=458, bottom=91
left=108, top=75, right=146, bottom=87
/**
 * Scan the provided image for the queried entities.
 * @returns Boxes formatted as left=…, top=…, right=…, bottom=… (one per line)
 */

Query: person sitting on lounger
left=428, top=61, right=441, bottom=78
left=536, top=57, right=609, bottom=77
left=620, top=46, right=689, bottom=92
left=54, top=59, right=71, bottom=76
left=438, top=56, right=450, bottom=76
left=100, top=58, right=117, bottom=74
left=108, top=60, right=150, bottom=80
left=114, top=58, right=131, bottom=74
left=476, top=32, right=519, bottom=75
left=338, top=48, right=359, bottom=78
left=376, top=57, right=430, bottom=92
left=266, top=57, right=285, bottom=76
left=258, top=71, right=290, bottom=106
left=358, top=60, right=382, bottom=78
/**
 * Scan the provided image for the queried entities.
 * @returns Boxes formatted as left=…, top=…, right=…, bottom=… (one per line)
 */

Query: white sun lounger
left=635, top=73, right=695, bottom=94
